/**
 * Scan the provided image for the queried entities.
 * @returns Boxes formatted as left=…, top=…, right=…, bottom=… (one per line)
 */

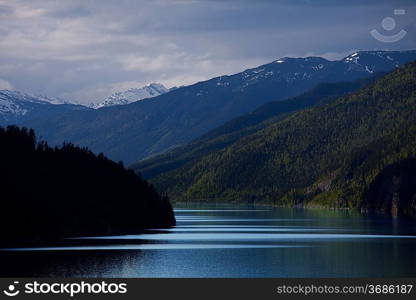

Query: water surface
left=1, top=204, right=416, bottom=277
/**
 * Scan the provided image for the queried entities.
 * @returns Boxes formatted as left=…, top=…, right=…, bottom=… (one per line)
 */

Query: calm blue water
left=1, top=204, right=416, bottom=277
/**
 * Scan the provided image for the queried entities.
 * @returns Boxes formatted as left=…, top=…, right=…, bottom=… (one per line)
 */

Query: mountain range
left=0, top=90, right=89, bottom=126
left=134, top=61, right=416, bottom=215
left=0, top=83, right=171, bottom=126
left=12, top=50, right=416, bottom=164
left=89, top=83, right=169, bottom=109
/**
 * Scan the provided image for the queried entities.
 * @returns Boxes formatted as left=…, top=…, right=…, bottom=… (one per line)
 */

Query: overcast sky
left=0, top=0, right=415, bottom=103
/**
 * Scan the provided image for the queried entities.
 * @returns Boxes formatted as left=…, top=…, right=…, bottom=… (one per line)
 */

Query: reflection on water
left=1, top=204, right=416, bottom=277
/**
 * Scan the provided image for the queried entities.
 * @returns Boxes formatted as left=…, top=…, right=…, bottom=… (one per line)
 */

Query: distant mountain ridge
left=90, top=83, right=169, bottom=109
left=0, top=83, right=169, bottom=124
left=0, top=90, right=90, bottom=125
left=16, top=50, right=416, bottom=163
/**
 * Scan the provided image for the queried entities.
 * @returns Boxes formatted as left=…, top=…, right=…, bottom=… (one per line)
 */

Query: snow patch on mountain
left=1, top=90, right=49, bottom=117
left=342, top=50, right=406, bottom=71
left=91, top=83, right=169, bottom=109
left=0, top=90, right=87, bottom=123
left=34, top=95, right=74, bottom=105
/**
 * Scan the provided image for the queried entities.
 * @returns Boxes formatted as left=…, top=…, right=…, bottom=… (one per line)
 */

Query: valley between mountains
left=2, top=50, right=416, bottom=216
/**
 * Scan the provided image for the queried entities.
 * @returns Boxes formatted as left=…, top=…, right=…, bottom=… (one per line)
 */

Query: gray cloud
left=0, top=79, right=13, bottom=90
left=0, top=0, right=415, bottom=103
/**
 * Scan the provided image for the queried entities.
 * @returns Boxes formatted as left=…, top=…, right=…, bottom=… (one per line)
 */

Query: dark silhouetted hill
left=0, top=126, right=175, bottom=244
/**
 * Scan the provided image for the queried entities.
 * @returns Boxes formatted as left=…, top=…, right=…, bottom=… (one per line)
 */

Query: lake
left=1, top=203, right=416, bottom=277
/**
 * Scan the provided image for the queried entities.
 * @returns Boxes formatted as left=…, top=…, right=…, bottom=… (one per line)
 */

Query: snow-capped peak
left=91, top=83, right=169, bottom=109
left=32, top=94, right=74, bottom=105
left=0, top=89, right=84, bottom=120
left=0, top=90, right=79, bottom=106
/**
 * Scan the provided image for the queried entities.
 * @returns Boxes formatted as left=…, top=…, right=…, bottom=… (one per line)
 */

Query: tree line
left=0, top=126, right=175, bottom=244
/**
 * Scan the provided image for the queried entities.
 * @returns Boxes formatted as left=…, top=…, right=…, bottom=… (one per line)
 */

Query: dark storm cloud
left=0, top=0, right=415, bottom=103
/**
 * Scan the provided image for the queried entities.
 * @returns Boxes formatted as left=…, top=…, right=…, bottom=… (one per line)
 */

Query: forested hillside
left=139, top=62, right=416, bottom=216
left=0, top=126, right=175, bottom=244
left=133, top=76, right=381, bottom=179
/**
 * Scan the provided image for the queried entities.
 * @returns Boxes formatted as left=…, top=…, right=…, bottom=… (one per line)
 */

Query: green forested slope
left=133, top=77, right=379, bottom=179
left=142, top=62, right=416, bottom=215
